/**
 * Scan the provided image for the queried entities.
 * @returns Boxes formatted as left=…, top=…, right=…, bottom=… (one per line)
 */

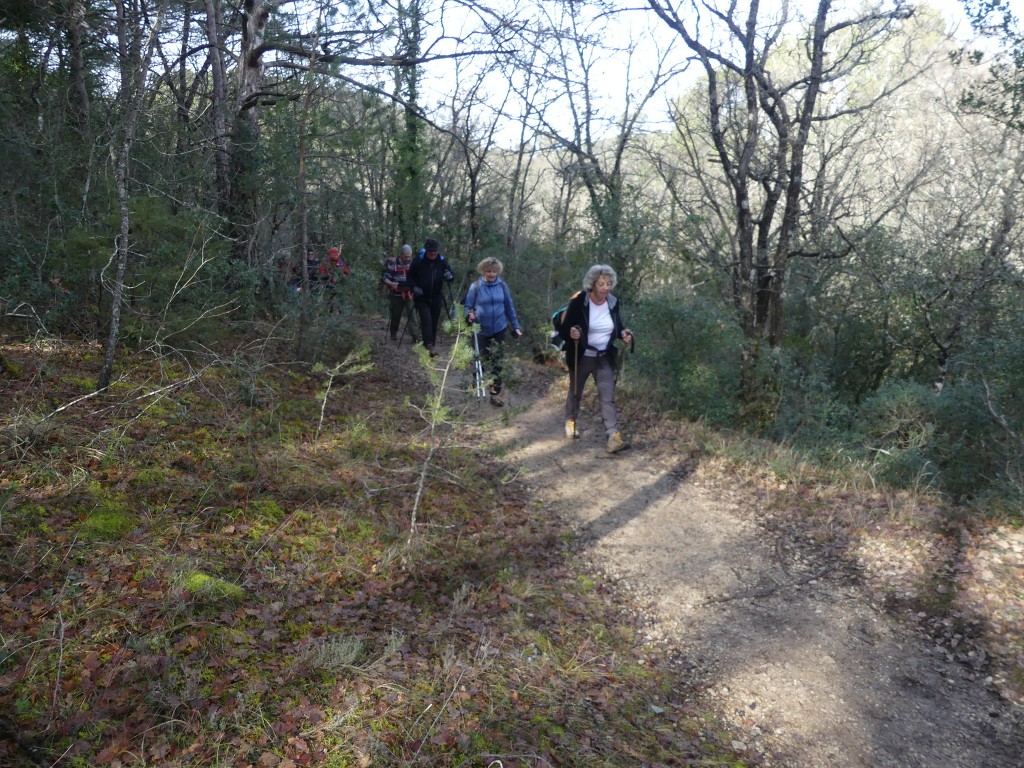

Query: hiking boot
left=565, top=419, right=578, bottom=439
left=390, top=333, right=398, bottom=341
left=489, top=386, right=504, bottom=407
left=606, top=432, right=628, bottom=453
left=426, top=345, right=438, bottom=357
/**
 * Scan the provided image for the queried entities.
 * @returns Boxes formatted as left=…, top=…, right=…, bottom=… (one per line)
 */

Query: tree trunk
left=99, top=0, right=166, bottom=390
left=204, top=0, right=231, bottom=218
left=99, top=143, right=134, bottom=390
left=394, top=0, right=425, bottom=243
left=67, top=0, right=92, bottom=136
left=229, top=0, right=270, bottom=265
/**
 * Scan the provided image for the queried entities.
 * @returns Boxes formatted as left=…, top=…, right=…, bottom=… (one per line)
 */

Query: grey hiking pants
left=565, top=351, right=618, bottom=436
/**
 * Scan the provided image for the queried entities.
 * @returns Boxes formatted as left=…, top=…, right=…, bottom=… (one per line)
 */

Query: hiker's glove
left=443, top=269, right=454, bottom=282
left=413, top=286, right=423, bottom=297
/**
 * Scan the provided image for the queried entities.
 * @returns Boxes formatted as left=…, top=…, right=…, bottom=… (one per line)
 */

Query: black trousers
left=477, top=328, right=508, bottom=391
left=415, top=296, right=444, bottom=347
left=389, top=294, right=418, bottom=339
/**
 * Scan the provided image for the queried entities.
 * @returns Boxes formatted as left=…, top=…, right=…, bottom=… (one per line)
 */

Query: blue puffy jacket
left=463, top=277, right=521, bottom=337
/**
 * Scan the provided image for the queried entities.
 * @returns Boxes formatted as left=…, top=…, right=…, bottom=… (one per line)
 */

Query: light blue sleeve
left=504, top=283, right=521, bottom=330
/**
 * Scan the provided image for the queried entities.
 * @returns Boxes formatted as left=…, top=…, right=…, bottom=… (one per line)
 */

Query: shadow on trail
left=475, top=365, right=1024, bottom=768
left=573, top=456, right=696, bottom=544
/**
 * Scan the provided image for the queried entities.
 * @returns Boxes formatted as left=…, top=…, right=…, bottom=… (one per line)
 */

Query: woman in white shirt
left=551, top=265, right=635, bottom=453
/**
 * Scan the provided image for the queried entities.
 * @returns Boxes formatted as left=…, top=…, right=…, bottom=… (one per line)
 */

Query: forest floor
left=441, top=330, right=1024, bottom=768
left=2, top=311, right=1024, bottom=767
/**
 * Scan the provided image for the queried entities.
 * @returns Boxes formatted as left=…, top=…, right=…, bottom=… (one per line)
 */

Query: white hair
left=583, top=264, right=617, bottom=292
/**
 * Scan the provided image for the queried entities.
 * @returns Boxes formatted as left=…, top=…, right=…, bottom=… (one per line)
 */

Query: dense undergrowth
left=0, top=324, right=750, bottom=767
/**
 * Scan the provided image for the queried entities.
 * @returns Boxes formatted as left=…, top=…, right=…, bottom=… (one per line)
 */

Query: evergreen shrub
left=929, top=383, right=1001, bottom=500
left=770, top=356, right=856, bottom=459
left=631, top=291, right=741, bottom=426
left=855, top=381, right=940, bottom=490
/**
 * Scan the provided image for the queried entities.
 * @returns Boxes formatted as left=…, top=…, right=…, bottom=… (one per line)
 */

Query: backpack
left=548, top=291, right=582, bottom=351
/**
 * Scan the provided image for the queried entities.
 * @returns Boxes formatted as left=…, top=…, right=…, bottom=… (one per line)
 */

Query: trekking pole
left=456, top=271, right=472, bottom=313
left=615, top=333, right=634, bottom=382
left=445, top=281, right=456, bottom=320
left=472, top=330, right=486, bottom=397
left=398, top=302, right=412, bottom=347
left=573, top=330, right=582, bottom=400
left=397, top=313, right=408, bottom=347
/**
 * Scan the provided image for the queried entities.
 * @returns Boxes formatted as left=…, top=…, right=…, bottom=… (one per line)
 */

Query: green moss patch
left=181, top=571, right=245, bottom=601
left=79, top=510, right=136, bottom=540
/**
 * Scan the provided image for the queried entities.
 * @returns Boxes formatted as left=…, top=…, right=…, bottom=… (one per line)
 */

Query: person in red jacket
left=318, top=245, right=349, bottom=312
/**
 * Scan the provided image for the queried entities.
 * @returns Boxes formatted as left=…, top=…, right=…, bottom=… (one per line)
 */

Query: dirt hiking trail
left=452, top=362, right=1024, bottom=768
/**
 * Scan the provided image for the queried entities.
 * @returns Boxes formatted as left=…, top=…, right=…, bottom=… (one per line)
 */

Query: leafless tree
left=513, top=1, right=685, bottom=288
left=645, top=0, right=923, bottom=404
left=99, top=0, right=169, bottom=390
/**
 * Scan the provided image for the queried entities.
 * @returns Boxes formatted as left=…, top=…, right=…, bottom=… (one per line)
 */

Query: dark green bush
left=770, top=357, right=856, bottom=454
left=630, top=291, right=742, bottom=426
left=851, top=379, right=1008, bottom=501
left=855, top=381, right=941, bottom=490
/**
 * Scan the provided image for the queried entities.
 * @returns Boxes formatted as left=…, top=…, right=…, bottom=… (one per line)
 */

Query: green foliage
left=13, top=197, right=239, bottom=340
left=856, top=382, right=937, bottom=478
left=816, top=307, right=896, bottom=405
left=630, top=290, right=742, bottom=426
left=309, top=633, right=365, bottom=672
left=946, top=326, right=1024, bottom=505
left=770, top=355, right=856, bottom=455
left=955, top=0, right=1024, bottom=132
left=929, top=383, right=1001, bottom=499
left=824, top=320, right=1022, bottom=505
left=130, top=467, right=167, bottom=487
left=736, top=341, right=784, bottom=433
left=852, top=381, right=996, bottom=499
left=248, top=499, right=286, bottom=522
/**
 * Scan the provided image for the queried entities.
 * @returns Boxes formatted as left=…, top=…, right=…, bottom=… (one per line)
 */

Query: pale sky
left=418, top=0, right=982, bottom=145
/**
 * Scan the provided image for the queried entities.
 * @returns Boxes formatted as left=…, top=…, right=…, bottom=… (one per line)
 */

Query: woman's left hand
left=622, top=329, right=633, bottom=343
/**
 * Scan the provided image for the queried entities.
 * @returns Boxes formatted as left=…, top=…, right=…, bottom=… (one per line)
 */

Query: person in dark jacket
left=552, top=264, right=634, bottom=453
left=381, top=244, right=419, bottom=342
left=406, top=237, right=454, bottom=356
left=463, top=257, right=523, bottom=406
left=289, top=247, right=321, bottom=294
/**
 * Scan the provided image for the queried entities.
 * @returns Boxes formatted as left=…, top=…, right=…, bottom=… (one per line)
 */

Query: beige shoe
left=606, top=432, right=628, bottom=453
left=565, top=419, right=578, bottom=439
left=488, top=385, right=504, bottom=407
